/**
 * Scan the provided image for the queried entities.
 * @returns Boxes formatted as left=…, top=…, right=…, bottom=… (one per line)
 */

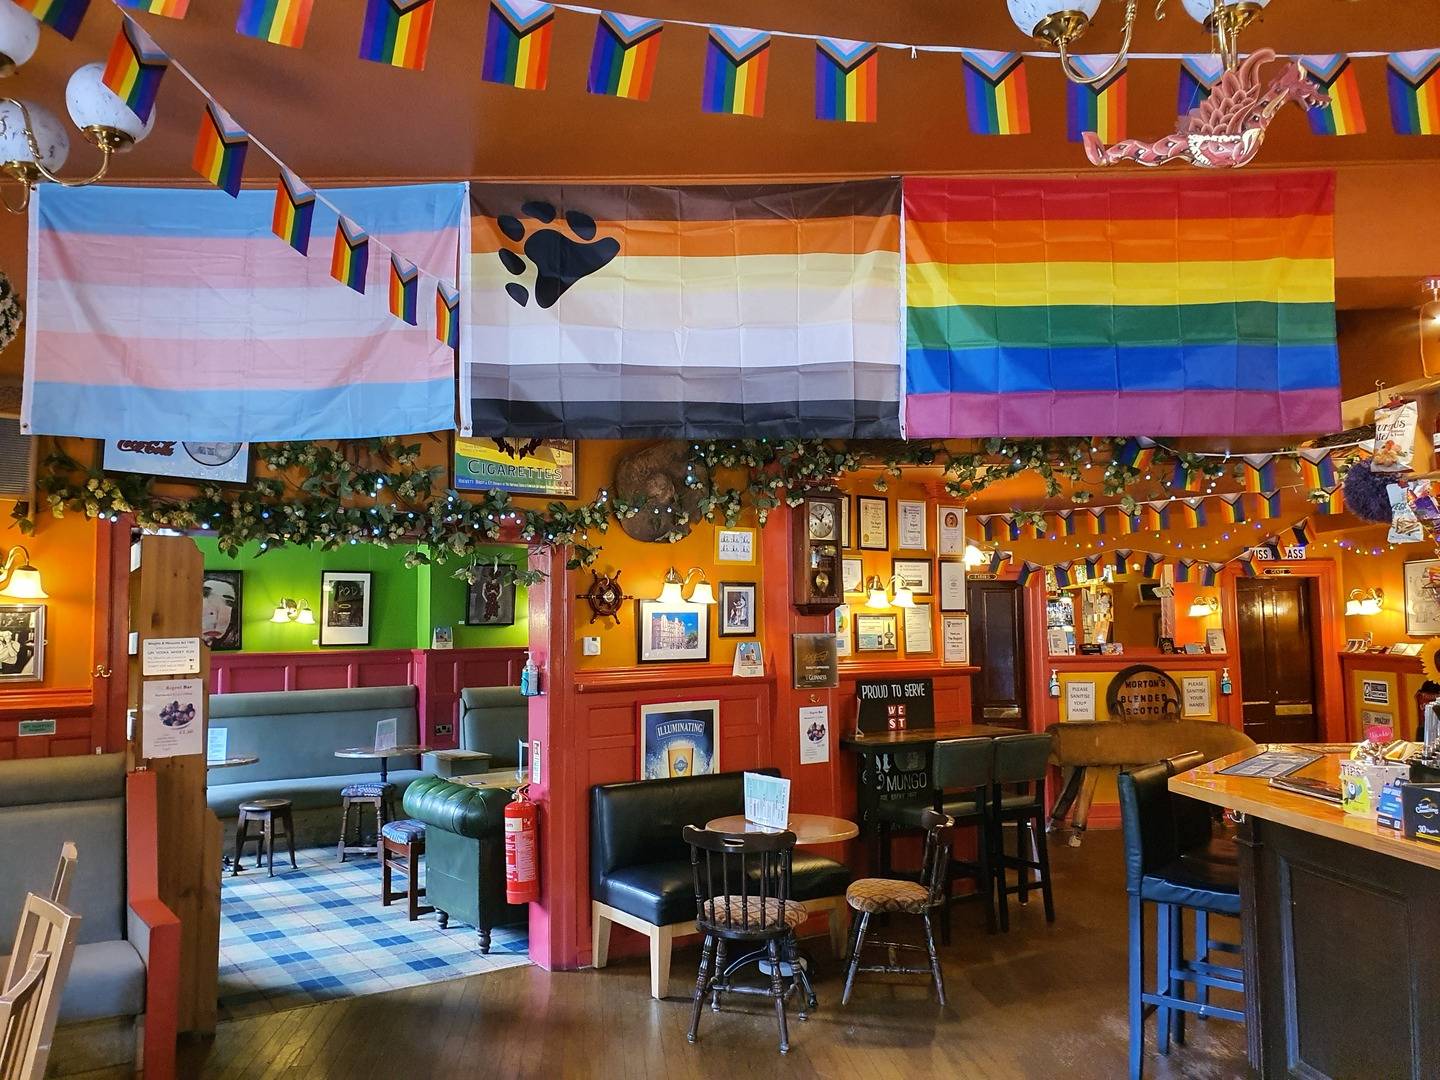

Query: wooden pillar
left=127, top=534, right=221, bottom=1034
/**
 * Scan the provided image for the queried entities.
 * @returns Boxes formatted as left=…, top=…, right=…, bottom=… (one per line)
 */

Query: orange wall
left=0, top=503, right=98, bottom=692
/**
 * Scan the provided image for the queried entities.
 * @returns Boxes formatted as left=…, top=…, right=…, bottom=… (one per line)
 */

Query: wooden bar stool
left=380, top=818, right=433, bottom=921
left=233, top=798, right=297, bottom=877
left=338, top=782, right=394, bottom=862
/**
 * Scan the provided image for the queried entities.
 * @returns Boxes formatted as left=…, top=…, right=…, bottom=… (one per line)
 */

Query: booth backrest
left=207, top=685, right=420, bottom=785
left=0, top=753, right=127, bottom=952
left=459, top=686, right=527, bottom=766
left=589, top=769, right=779, bottom=887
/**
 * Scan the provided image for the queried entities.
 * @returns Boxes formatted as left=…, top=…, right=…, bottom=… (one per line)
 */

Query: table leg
left=379, top=759, right=389, bottom=785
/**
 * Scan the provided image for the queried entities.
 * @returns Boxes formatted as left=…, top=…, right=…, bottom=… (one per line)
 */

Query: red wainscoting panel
left=0, top=689, right=97, bottom=760
left=416, top=647, right=527, bottom=749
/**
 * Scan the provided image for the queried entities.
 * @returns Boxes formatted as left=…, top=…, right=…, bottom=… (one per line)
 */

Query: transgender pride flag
left=24, top=182, right=466, bottom=441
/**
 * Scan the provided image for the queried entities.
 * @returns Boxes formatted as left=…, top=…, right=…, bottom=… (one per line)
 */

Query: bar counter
left=1172, top=750, right=1440, bottom=1079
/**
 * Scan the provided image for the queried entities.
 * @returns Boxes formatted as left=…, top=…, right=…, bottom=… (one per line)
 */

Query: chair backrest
left=47, top=844, right=77, bottom=908
left=993, top=733, right=1054, bottom=784
left=1117, top=762, right=1180, bottom=896
left=917, top=809, right=955, bottom=909
left=1164, top=752, right=1215, bottom=854
left=683, top=826, right=795, bottom=938
left=459, top=686, right=528, bottom=765
left=1, top=894, right=79, bottom=1080
left=0, top=951, right=51, bottom=1080
left=933, top=738, right=992, bottom=792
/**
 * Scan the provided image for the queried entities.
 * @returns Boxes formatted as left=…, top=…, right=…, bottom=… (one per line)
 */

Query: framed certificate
left=938, top=506, right=965, bottom=556
left=857, top=496, right=888, bottom=550
left=897, top=500, right=927, bottom=550
left=939, top=559, right=967, bottom=611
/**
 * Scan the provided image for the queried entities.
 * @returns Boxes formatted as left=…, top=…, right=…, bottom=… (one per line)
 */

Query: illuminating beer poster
left=639, top=699, right=719, bottom=780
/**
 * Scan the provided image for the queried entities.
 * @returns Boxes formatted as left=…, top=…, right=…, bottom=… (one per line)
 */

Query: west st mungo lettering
left=1104, top=665, right=1183, bottom=721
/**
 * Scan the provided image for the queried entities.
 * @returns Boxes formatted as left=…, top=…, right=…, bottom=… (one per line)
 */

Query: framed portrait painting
left=465, top=565, right=517, bottom=626
left=320, top=571, right=373, bottom=647
left=718, top=582, right=757, bottom=637
left=200, top=570, right=243, bottom=651
left=0, top=603, right=43, bottom=682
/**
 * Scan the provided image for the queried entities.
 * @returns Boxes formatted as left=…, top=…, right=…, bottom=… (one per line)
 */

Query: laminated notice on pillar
left=1181, top=675, right=1212, bottom=718
left=141, top=636, right=201, bottom=676
left=799, top=705, right=830, bottom=766
left=141, top=677, right=204, bottom=759
left=1066, top=680, right=1096, bottom=722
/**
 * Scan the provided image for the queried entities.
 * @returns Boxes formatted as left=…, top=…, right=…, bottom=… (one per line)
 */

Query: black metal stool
left=233, top=798, right=297, bottom=877
left=338, top=781, right=394, bottom=861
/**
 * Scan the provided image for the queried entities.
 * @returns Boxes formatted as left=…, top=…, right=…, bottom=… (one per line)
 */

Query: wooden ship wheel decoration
left=578, top=570, right=631, bottom=624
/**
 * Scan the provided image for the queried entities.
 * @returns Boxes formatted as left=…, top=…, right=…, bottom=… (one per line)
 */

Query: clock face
left=808, top=501, right=836, bottom=541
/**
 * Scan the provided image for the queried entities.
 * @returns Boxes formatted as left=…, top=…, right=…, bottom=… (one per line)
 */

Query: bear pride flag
left=903, top=172, right=1340, bottom=437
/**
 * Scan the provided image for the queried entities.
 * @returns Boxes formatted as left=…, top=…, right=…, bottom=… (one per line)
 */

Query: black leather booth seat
left=591, top=770, right=851, bottom=927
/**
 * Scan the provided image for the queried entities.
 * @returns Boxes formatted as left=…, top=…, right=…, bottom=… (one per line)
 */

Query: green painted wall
left=194, top=539, right=528, bottom=652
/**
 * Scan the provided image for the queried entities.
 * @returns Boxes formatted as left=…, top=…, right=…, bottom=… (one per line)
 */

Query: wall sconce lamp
left=1186, top=595, right=1220, bottom=618
left=269, top=598, right=315, bottom=625
left=656, top=567, right=716, bottom=605
left=0, top=545, right=46, bottom=599
left=864, top=574, right=915, bottom=609
left=1345, top=588, right=1384, bottom=617
left=962, top=543, right=990, bottom=569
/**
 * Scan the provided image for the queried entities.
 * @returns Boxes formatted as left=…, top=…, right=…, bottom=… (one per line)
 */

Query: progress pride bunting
left=463, top=181, right=902, bottom=438
left=24, top=182, right=465, bottom=441
left=903, top=173, right=1341, bottom=437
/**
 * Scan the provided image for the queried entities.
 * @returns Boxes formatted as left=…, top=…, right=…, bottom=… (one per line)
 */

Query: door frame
left=966, top=576, right=1027, bottom=726
left=1219, top=559, right=1344, bottom=742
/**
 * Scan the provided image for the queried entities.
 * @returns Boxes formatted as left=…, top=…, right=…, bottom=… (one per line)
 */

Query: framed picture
left=897, top=500, right=927, bottom=550
left=465, top=565, right=516, bottom=626
left=453, top=436, right=577, bottom=497
left=636, top=599, right=710, bottom=663
left=319, top=571, right=373, bottom=647
left=715, top=528, right=756, bottom=565
left=942, top=614, right=970, bottom=664
left=857, top=496, right=888, bottom=550
left=0, top=603, right=43, bottom=682
left=855, top=612, right=898, bottom=652
left=892, top=557, right=933, bottom=595
left=842, top=557, right=864, bottom=594
left=939, top=559, right=967, bottom=611
left=200, top=570, right=243, bottom=651
left=793, top=633, right=839, bottom=689
left=938, top=506, right=966, bottom=556
left=840, top=496, right=851, bottom=548
left=639, top=699, right=719, bottom=779
left=1404, top=559, right=1440, bottom=636
left=104, top=440, right=251, bottom=485
left=718, top=582, right=757, bottom=637
left=903, top=603, right=934, bottom=656
left=834, top=603, right=852, bottom=658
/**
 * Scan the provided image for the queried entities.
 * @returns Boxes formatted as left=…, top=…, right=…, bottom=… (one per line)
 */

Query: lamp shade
left=688, top=581, right=716, bottom=606
left=1358, top=597, right=1382, bottom=616
left=962, top=544, right=988, bottom=568
left=865, top=577, right=890, bottom=609
left=1007, top=0, right=1101, bottom=36
left=296, top=605, right=315, bottom=625
left=270, top=603, right=292, bottom=624
left=0, top=99, right=68, bottom=172
left=0, top=2, right=39, bottom=73
left=65, top=62, right=157, bottom=143
left=1187, top=599, right=1214, bottom=617
left=657, top=579, right=685, bottom=605
left=0, top=564, right=45, bottom=599
left=892, top=586, right=916, bottom=608
left=1181, top=0, right=1268, bottom=24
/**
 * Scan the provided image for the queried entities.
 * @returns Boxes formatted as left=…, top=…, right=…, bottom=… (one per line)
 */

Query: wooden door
left=967, top=580, right=1026, bottom=729
left=1236, top=577, right=1319, bottom=743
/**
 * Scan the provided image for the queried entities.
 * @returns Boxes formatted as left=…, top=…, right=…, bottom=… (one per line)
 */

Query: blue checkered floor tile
left=219, top=845, right=528, bottom=1020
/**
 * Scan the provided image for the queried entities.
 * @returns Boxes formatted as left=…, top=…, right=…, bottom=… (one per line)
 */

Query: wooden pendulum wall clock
left=792, top=492, right=844, bottom=615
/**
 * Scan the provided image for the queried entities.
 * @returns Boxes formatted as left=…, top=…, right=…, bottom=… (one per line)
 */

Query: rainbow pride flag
left=271, top=168, right=315, bottom=254
left=814, top=38, right=877, bottom=123
left=481, top=0, right=554, bottom=89
left=116, top=0, right=187, bottom=17
left=903, top=173, right=1340, bottom=437
left=1388, top=50, right=1440, bottom=135
left=1066, top=55, right=1125, bottom=143
left=1178, top=54, right=1224, bottom=115
left=1141, top=553, right=1163, bottom=577
left=1200, top=563, right=1221, bottom=587
left=1302, top=55, right=1366, bottom=135
left=436, top=281, right=460, bottom=348
left=703, top=26, right=770, bottom=117
left=235, top=0, right=313, bottom=48
left=1173, top=559, right=1195, bottom=583
left=587, top=12, right=661, bottom=101
left=102, top=17, right=168, bottom=124
left=1171, top=460, right=1203, bottom=492
left=331, top=217, right=370, bottom=294
left=389, top=254, right=419, bottom=325
left=191, top=102, right=248, bottom=198
left=25, top=183, right=464, bottom=441
left=16, top=0, right=91, bottom=38
left=359, top=0, right=435, bottom=71
left=1218, top=494, right=1247, bottom=524
left=1298, top=449, right=1337, bottom=489
left=1243, top=456, right=1277, bottom=492
left=960, top=50, right=1029, bottom=135
left=1318, top=488, right=1344, bottom=514
left=1255, top=492, right=1284, bottom=519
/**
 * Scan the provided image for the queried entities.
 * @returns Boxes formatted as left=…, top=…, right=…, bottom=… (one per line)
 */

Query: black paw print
left=497, top=201, right=620, bottom=309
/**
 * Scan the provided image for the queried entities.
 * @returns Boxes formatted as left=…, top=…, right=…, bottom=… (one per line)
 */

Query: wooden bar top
left=1171, top=747, right=1440, bottom=873
left=841, top=723, right=1015, bottom=749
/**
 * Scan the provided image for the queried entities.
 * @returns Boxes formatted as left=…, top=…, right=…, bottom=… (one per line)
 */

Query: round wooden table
left=334, top=745, right=424, bottom=784
left=704, top=813, right=859, bottom=845
left=206, top=755, right=259, bottom=770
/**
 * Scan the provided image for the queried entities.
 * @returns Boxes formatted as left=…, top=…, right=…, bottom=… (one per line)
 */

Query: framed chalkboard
left=856, top=677, right=935, bottom=732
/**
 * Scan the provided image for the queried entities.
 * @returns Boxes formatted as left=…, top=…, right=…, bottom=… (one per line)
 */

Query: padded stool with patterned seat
left=381, top=818, right=433, bottom=921
left=233, top=798, right=297, bottom=877
left=338, top=781, right=394, bottom=861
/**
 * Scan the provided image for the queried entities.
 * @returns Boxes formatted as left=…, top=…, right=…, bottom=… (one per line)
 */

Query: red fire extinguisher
left=505, top=784, right=540, bottom=905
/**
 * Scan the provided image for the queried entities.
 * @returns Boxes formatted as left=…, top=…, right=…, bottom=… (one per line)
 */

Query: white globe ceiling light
left=1180, top=0, right=1270, bottom=67
left=0, top=99, right=68, bottom=174
left=0, top=1, right=40, bottom=77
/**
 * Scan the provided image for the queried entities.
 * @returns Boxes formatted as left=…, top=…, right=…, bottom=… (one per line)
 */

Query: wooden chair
left=1, top=894, right=81, bottom=1080
left=380, top=819, right=433, bottom=921
left=683, top=826, right=804, bottom=1055
left=47, top=843, right=77, bottom=907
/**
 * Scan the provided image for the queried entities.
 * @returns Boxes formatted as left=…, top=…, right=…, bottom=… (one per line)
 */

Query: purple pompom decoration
left=1343, top=459, right=1394, bottom=523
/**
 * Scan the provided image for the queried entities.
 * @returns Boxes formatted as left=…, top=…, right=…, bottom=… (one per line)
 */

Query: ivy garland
left=22, top=435, right=1330, bottom=575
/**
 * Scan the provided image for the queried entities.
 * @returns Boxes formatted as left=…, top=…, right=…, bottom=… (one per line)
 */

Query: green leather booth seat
left=403, top=776, right=524, bottom=951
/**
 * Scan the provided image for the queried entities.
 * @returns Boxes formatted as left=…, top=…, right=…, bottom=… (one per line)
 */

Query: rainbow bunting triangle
left=115, top=0, right=188, bottom=17
left=1141, top=553, right=1163, bottom=577
left=271, top=168, right=316, bottom=254
left=1318, top=487, right=1344, bottom=514
left=388, top=254, right=420, bottom=325
left=481, top=0, right=555, bottom=89
left=15, top=0, right=92, bottom=39
left=1218, top=494, right=1247, bottom=524
left=330, top=217, right=370, bottom=294
left=961, top=50, right=1029, bottom=136
left=1066, top=55, right=1126, bottom=143
left=191, top=101, right=248, bottom=197
left=1301, top=55, right=1366, bottom=135
left=1178, top=54, right=1224, bottom=115
left=703, top=25, right=770, bottom=117
left=101, top=17, right=168, bottom=124
left=1387, top=50, right=1440, bottom=135
left=814, top=37, right=878, bottom=123
left=1243, top=456, right=1277, bottom=492
left=1298, top=449, right=1338, bottom=489
left=236, top=0, right=314, bottom=48
left=359, top=0, right=436, bottom=71
left=436, top=281, right=460, bottom=348
left=1174, top=559, right=1194, bottom=584
left=1201, top=563, right=1221, bottom=587
left=588, top=12, right=662, bottom=101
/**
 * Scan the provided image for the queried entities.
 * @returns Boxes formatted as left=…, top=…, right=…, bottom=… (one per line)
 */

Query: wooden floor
left=77, top=830, right=1245, bottom=1079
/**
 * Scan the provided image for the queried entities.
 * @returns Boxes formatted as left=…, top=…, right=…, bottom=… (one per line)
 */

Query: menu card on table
left=743, top=772, right=791, bottom=832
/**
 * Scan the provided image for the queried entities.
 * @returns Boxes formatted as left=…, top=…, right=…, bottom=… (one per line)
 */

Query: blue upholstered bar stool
left=380, top=818, right=432, bottom=920
left=338, top=781, right=395, bottom=861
